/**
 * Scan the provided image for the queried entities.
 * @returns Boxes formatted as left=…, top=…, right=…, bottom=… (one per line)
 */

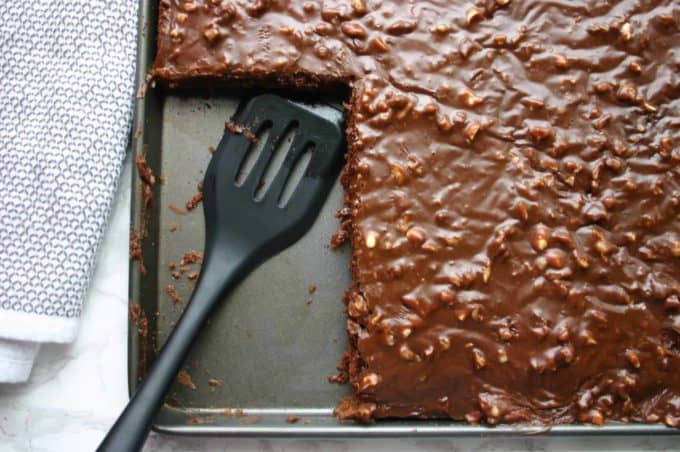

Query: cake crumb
left=330, top=227, right=349, bottom=249
left=330, top=208, right=352, bottom=249
left=208, top=378, right=223, bottom=392
left=186, top=183, right=203, bottom=211
left=129, top=303, right=142, bottom=324
left=169, top=204, right=188, bottom=215
left=141, top=185, right=153, bottom=212
left=166, top=284, right=182, bottom=304
left=226, top=121, right=258, bottom=142
left=135, top=154, right=155, bottom=212
left=240, top=415, right=262, bottom=425
left=136, top=77, right=149, bottom=98
left=129, top=303, right=148, bottom=378
left=308, top=284, right=317, bottom=294
left=208, top=146, right=216, bottom=154
left=243, top=130, right=257, bottom=141
left=328, top=350, right=350, bottom=384
left=334, top=397, right=376, bottom=423
left=328, top=372, right=348, bottom=384
left=170, top=223, right=177, bottom=232
left=177, top=370, right=197, bottom=390
left=285, top=415, right=300, bottom=424
left=181, top=250, right=204, bottom=266
left=186, top=416, right=215, bottom=425
left=186, top=192, right=203, bottom=210
left=129, top=228, right=146, bottom=275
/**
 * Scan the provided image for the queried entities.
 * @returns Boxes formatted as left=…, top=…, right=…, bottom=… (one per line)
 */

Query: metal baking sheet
left=128, top=0, right=676, bottom=437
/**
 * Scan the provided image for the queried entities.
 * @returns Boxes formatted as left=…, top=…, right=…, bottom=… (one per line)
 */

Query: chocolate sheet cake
left=152, top=0, right=680, bottom=426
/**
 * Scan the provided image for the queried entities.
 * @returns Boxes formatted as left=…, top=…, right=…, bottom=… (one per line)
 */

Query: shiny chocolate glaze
left=153, top=0, right=680, bottom=426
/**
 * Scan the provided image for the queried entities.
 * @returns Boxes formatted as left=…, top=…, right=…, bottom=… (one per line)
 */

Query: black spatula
left=99, top=94, right=345, bottom=452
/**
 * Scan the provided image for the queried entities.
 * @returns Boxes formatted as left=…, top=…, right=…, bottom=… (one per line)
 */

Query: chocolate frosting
left=153, top=0, right=680, bottom=426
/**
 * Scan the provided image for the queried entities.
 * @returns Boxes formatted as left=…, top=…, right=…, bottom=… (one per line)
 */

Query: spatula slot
left=235, top=121, right=272, bottom=186
left=278, top=143, right=314, bottom=208
left=254, top=122, right=299, bottom=201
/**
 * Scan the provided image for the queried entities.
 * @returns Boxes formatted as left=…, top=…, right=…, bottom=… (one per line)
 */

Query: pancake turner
left=99, top=94, right=345, bottom=451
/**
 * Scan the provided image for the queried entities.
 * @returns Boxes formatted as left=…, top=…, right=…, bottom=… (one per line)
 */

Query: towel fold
left=0, top=1, right=137, bottom=382
left=0, top=340, right=40, bottom=383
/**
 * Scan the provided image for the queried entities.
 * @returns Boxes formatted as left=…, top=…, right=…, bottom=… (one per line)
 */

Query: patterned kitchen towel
left=0, top=1, right=137, bottom=382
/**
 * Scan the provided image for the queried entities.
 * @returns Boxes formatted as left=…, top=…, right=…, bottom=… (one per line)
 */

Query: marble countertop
left=0, top=158, right=677, bottom=452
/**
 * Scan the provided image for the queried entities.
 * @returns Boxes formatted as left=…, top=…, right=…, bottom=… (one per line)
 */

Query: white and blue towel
left=0, top=1, right=137, bottom=382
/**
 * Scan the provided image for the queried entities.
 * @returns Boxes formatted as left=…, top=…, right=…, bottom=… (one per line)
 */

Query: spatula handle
left=98, top=256, right=247, bottom=452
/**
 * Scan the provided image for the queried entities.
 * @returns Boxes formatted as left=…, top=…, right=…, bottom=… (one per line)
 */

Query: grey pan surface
left=128, top=0, right=677, bottom=437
